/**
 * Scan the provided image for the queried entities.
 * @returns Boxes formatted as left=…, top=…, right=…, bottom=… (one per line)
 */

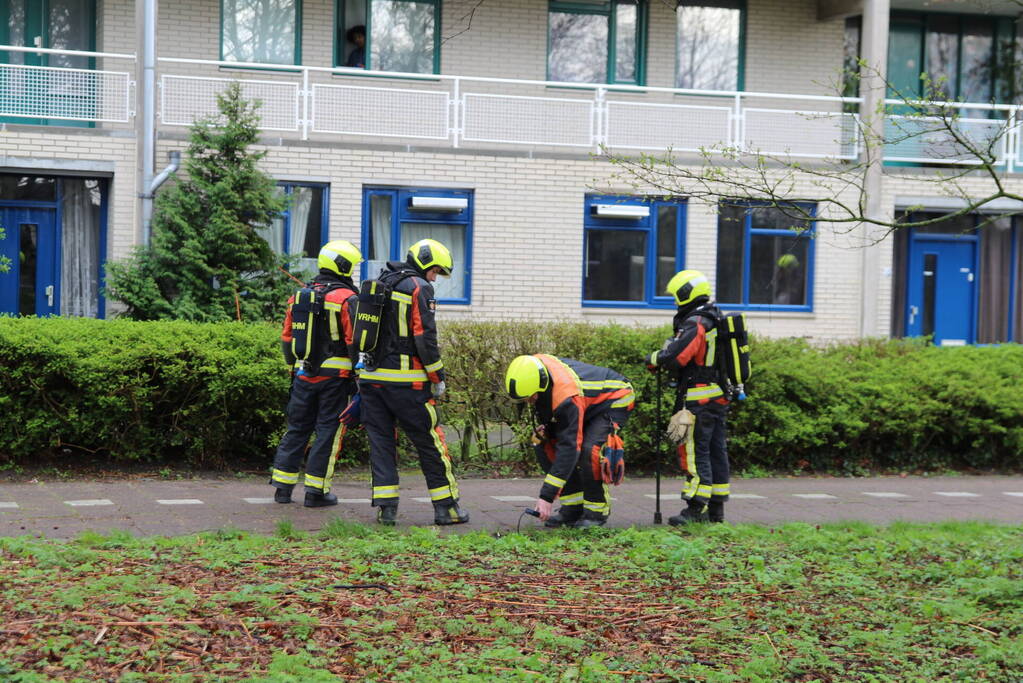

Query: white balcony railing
left=0, top=45, right=134, bottom=124
left=3, top=46, right=1023, bottom=173
left=156, top=57, right=862, bottom=161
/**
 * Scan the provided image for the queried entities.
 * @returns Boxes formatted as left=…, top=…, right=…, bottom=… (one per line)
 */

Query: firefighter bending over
left=270, top=240, right=362, bottom=508
left=504, top=354, right=635, bottom=528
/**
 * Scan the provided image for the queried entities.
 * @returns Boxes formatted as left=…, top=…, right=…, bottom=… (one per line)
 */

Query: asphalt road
left=1, top=474, right=1021, bottom=538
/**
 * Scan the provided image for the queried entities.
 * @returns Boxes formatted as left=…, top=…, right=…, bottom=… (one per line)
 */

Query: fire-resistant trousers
left=678, top=400, right=729, bottom=506
left=544, top=407, right=631, bottom=519
left=271, top=375, right=355, bottom=494
left=359, top=382, right=460, bottom=508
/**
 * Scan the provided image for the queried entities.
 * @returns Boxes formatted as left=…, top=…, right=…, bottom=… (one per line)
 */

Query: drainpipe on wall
left=142, top=150, right=180, bottom=240
left=858, top=0, right=890, bottom=337
left=139, top=0, right=158, bottom=246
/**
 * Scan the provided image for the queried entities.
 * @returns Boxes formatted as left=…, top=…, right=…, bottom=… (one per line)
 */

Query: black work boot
left=572, top=510, right=608, bottom=528
left=273, top=487, right=293, bottom=504
left=376, top=505, right=398, bottom=526
left=668, top=504, right=709, bottom=526
left=433, top=501, right=470, bottom=525
left=544, top=506, right=583, bottom=528
left=708, top=500, right=725, bottom=524
left=304, top=490, right=339, bottom=508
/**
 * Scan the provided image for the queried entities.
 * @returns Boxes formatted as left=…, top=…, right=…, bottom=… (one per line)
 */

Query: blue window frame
left=716, top=202, right=815, bottom=311
left=258, top=182, right=329, bottom=275
left=361, top=187, right=472, bottom=304
left=582, top=194, right=686, bottom=308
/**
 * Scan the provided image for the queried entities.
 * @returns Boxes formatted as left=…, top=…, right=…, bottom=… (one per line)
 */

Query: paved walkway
left=1, top=475, right=1021, bottom=539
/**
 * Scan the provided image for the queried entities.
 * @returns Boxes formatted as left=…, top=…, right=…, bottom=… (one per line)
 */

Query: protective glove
left=431, top=381, right=446, bottom=400
left=646, top=351, right=659, bottom=373
left=339, top=392, right=362, bottom=427
left=530, top=424, right=547, bottom=446
left=534, top=498, right=553, bottom=522
left=666, top=408, right=695, bottom=445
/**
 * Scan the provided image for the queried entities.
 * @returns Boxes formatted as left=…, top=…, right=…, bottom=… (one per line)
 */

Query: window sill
left=720, top=305, right=814, bottom=315
left=219, top=63, right=302, bottom=75
left=582, top=300, right=676, bottom=309
left=331, top=68, right=441, bottom=83
left=545, top=83, right=645, bottom=95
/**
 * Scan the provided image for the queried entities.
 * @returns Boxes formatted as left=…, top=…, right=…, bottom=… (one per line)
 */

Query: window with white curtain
left=60, top=177, right=103, bottom=318
left=257, top=182, right=327, bottom=276
left=362, top=187, right=472, bottom=303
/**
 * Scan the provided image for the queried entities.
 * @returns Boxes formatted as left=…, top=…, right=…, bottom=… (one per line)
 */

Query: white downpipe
left=140, top=0, right=157, bottom=245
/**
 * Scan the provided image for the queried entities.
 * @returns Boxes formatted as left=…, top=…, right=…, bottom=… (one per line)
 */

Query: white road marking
left=336, top=498, right=371, bottom=504
left=792, top=494, right=837, bottom=499
left=492, top=496, right=535, bottom=502
left=934, top=492, right=980, bottom=497
left=1004, top=492, right=1023, bottom=498
left=862, top=492, right=910, bottom=498
left=413, top=497, right=433, bottom=503
left=0, top=502, right=19, bottom=509
left=644, top=493, right=766, bottom=500
left=65, top=499, right=114, bottom=507
left=243, top=497, right=275, bottom=504
left=156, top=499, right=204, bottom=505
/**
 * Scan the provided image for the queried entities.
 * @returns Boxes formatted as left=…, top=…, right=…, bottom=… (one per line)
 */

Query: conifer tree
left=107, top=82, right=296, bottom=321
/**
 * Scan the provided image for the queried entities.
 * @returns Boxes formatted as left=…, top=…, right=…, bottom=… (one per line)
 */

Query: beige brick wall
left=0, top=131, right=138, bottom=260
left=9, top=0, right=1022, bottom=343
left=205, top=139, right=881, bottom=341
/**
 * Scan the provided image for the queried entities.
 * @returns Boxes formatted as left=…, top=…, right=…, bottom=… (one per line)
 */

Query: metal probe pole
left=654, top=368, right=663, bottom=524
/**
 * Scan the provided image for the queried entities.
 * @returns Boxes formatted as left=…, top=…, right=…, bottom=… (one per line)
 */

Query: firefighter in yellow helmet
left=356, top=238, right=469, bottom=526
left=504, top=354, right=635, bottom=528
left=270, top=240, right=362, bottom=507
left=646, top=270, right=731, bottom=524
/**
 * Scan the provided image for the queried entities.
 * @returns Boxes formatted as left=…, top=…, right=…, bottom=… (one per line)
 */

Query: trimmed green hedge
left=1, top=317, right=1021, bottom=473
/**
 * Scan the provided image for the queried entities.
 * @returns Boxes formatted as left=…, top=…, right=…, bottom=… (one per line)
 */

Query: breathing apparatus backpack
left=352, top=270, right=416, bottom=371
left=290, top=282, right=352, bottom=375
left=713, top=311, right=752, bottom=400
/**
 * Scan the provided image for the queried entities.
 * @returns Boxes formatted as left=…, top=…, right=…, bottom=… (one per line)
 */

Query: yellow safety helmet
left=665, top=269, right=711, bottom=307
left=504, top=355, right=550, bottom=402
left=317, top=240, right=363, bottom=278
left=407, top=238, right=453, bottom=276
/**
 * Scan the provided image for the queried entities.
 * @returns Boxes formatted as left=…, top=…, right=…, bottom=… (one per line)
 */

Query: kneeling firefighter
left=270, top=240, right=362, bottom=508
left=354, top=238, right=468, bottom=526
left=646, top=269, right=731, bottom=525
left=504, top=354, right=635, bottom=528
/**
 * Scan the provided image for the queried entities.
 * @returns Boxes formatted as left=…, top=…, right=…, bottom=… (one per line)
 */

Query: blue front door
left=0, top=206, right=59, bottom=316
left=906, top=235, right=976, bottom=345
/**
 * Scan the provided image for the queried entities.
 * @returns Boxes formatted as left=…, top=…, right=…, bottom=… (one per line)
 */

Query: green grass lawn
left=1, top=521, right=1021, bottom=682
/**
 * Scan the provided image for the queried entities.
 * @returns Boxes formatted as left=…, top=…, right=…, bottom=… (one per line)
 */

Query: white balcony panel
left=312, top=84, right=449, bottom=140
left=0, top=64, right=131, bottom=122
left=161, top=75, right=299, bottom=131
left=462, top=93, right=594, bottom=147
left=743, top=109, right=859, bottom=160
left=884, top=115, right=1009, bottom=165
left=605, top=101, right=732, bottom=152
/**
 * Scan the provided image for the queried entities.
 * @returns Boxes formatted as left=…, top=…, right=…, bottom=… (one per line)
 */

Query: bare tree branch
left=599, top=61, right=1023, bottom=243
